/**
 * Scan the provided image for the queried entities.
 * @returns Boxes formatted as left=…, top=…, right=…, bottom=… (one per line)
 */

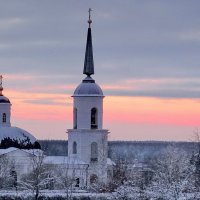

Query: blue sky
left=1, top=1, right=200, bottom=141
left=1, top=1, right=200, bottom=97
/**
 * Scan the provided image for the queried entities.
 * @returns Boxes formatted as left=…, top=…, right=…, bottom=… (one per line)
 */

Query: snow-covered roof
left=44, top=156, right=88, bottom=165
left=0, top=95, right=10, bottom=103
left=0, top=147, right=18, bottom=155
left=0, top=147, right=43, bottom=156
left=107, top=158, right=115, bottom=166
left=22, top=149, right=44, bottom=156
left=0, top=126, right=36, bottom=143
left=73, top=77, right=103, bottom=97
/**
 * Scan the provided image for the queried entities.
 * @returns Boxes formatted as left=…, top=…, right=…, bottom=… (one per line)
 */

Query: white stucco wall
left=1, top=149, right=34, bottom=176
left=0, top=103, right=11, bottom=127
left=68, top=129, right=109, bottom=183
left=74, top=97, right=103, bottom=129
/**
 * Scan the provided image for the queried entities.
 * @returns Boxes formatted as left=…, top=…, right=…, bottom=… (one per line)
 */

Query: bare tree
left=19, top=150, right=53, bottom=200
left=52, top=157, right=86, bottom=200
left=112, top=182, right=148, bottom=200
left=112, top=159, right=128, bottom=188
left=0, top=156, right=16, bottom=190
left=109, top=158, right=150, bottom=200
left=189, top=128, right=200, bottom=196
left=54, top=164, right=75, bottom=200
left=150, top=145, right=191, bottom=200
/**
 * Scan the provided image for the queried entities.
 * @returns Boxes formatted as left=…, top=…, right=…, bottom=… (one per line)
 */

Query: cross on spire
left=0, top=75, right=2, bottom=88
left=88, top=8, right=92, bottom=28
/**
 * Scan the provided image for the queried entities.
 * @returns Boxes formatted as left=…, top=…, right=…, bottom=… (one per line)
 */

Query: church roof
left=0, top=147, right=43, bottom=156
left=83, top=27, right=94, bottom=76
left=44, top=156, right=88, bottom=165
left=73, top=77, right=103, bottom=97
left=83, top=8, right=94, bottom=76
left=0, top=126, right=36, bottom=144
left=73, top=11, right=103, bottom=97
left=0, top=147, right=18, bottom=155
left=107, top=158, right=115, bottom=166
left=0, top=95, right=10, bottom=103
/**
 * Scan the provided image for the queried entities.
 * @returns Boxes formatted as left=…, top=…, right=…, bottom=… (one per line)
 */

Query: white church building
left=0, top=12, right=114, bottom=188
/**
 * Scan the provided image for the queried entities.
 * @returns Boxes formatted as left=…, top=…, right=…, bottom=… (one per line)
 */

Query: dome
left=73, top=77, right=103, bottom=97
left=0, top=126, right=36, bottom=144
left=0, top=95, right=10, bottom=103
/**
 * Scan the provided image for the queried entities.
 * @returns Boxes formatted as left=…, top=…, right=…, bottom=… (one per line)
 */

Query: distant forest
left=38, top=140, right=197, bottom=163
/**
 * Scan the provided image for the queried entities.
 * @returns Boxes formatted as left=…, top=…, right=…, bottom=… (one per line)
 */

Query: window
left=90, top=174, right=98, bottom=184
left=73, top=108, right=77, bottom=129
left=91, top=142, right=98, bottom=162
left=73, top=141, right=77, bottom=154
left=91, top=108, right=98, bottom=129
left=75, top=178, right=80, bottom=187
left=10, top=170, right=17, bottom=188
left=2, top=113, right=6, bottom=123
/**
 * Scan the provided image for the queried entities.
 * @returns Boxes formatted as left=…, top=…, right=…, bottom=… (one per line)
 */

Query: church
left=0, top=11, right=114, bottom=188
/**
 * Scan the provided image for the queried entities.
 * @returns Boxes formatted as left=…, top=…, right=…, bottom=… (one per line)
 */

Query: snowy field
left=0, top=190, right=111, bottom=200
left=0, top=190, right=200, bottom=200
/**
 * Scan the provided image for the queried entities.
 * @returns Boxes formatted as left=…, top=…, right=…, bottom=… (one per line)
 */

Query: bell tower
left=67, top=9, right=109, bottom=184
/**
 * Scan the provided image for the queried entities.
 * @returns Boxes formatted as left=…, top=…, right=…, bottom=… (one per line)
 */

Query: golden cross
left=88, top=8, right=93, bottom=27
left=0, top=75, right=2, bottom=88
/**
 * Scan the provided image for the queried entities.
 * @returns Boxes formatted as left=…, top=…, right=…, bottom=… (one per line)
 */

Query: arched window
left=73, top=141, right=77, bottom=154
left=2, top=113, right=6, bottom=123
left=91, top=142, right=98, bottom=162
left=91, top=108, right=98, bottom=129
left=73, top=108, right=77, bottom=129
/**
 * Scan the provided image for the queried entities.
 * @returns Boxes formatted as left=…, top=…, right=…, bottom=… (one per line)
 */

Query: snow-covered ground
left=0, top=190, right=200, bottom=200
left=0, top=190, right=112, bottom=199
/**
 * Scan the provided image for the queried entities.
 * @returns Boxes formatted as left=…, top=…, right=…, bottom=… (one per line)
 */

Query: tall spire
left=83, top=8, right=94, bottom=76
left=0, top=75, right=3, bottom=96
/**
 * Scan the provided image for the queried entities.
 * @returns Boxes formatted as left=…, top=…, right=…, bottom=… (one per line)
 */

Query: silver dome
left=0, top=126, right=36, bottom=143
left=0, top=95, right=10, bottom=103
left=73, top=77, right=103, bottom=97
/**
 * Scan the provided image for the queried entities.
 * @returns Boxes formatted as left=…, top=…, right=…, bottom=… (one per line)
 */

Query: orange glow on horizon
left=4, top=89, right=200, bottom=140
left=5, top=89, right=72, bottom=121
left=4, top=89, right=200, bottom=129
left=104, top=96, right=200, bottom=127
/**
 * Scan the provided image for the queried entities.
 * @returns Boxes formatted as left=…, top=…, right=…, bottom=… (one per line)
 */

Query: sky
left=1, top=0, right=200, bottom=141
